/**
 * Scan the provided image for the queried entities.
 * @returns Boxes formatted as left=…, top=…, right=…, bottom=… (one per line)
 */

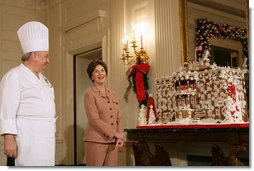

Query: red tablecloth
left=137, top=123, right=249, bottom=129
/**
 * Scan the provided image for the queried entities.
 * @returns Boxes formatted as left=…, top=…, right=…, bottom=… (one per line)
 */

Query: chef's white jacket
left=0, top=64, right=56, bottom=166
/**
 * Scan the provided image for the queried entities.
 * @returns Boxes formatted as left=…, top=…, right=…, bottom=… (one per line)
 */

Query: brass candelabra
left=121, top=37, right=149, bottom=65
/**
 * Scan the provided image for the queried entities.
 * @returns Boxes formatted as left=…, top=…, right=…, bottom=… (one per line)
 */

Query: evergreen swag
left=195, top=18, right=248, bottom=60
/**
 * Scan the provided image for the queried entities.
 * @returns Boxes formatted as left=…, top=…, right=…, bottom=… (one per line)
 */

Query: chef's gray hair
left=21, top=52, right=31, bottom=61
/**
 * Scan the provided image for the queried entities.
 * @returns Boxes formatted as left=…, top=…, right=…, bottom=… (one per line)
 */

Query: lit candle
left=122, top=38, right=126, bottom=45
left=141, top=35, right=143, bottom=48
left=123, top=28, right=127, bottom=45
left=132, top=22, right=135, bottom=40
left=122, top=28, right=129, bottom=47
left=124, top=28, right=127, bottom=36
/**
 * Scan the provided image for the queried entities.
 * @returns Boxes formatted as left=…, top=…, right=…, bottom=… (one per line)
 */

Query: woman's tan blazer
left=84, top=85, right=123, bottom=143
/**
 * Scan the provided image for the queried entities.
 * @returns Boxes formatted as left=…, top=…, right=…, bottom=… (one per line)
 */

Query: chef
left=0, top=21, right=56, bottom=166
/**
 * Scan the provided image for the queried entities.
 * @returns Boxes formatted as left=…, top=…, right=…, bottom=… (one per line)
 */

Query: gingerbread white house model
left=155, top=51, right=248, bottom=125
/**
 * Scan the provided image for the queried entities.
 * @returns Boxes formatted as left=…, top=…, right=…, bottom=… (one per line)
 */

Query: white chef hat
left=17, top=21, right=48, bottom=54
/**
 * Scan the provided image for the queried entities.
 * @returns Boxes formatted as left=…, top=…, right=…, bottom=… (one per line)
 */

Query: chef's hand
left=3, top=134, right=17, bottom=158
left=116, top=138, right=124, bottom=148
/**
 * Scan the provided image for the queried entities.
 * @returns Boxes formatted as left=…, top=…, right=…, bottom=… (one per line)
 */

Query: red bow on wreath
left=124, top=62, right=150, bottom=106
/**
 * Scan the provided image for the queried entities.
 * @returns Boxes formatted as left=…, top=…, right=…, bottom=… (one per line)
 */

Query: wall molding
left=63, top=10, right=106, bottom=33
left=0, top=0, right=47, bottom=10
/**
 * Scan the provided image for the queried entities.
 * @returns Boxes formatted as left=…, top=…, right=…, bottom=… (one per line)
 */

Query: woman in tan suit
left=84, top=59, right=124, bottom=166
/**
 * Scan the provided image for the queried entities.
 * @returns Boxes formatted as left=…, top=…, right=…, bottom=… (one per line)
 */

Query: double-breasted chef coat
left=0, top=64, right=56, bottom=166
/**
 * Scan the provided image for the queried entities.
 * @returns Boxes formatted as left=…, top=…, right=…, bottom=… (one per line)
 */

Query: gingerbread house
left=155, top=51, right=248, bottom=125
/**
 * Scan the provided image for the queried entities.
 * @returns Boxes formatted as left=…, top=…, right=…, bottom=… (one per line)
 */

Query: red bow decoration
left=124, top=62, right=150, bottom=105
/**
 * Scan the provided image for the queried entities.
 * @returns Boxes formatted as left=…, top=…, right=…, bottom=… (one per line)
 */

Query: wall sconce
left=121, top=23, right=149, bottom=65
left=122, top=22, right=151, bottom=106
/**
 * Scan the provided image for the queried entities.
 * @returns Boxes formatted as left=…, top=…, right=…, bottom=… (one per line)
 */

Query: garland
left=195, top=18, right=248, bottom=60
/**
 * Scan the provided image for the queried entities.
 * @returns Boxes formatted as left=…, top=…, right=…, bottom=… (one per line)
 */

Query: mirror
left=179, top=0, right=248, bottom=67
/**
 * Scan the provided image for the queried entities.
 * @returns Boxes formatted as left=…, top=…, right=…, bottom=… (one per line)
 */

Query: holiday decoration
left=195, top=18, right=248, bottom=61
left=122, top=27, right=150, bottom=107
left=148, top=105, right=156, bottom=125
left=154, top=51, right=248, bottom=125
left=146, top=93, right=157, bottom=122
left=125, top=56, right=150, bottom=106
left=138, top=104, right=147, bottom=126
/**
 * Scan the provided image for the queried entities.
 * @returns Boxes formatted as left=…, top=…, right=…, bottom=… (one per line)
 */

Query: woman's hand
left=3, top=134, right=17, bottom=158
left=116, top=138, right=124, bottom=148
left=114, top=131, right=123, bottom=139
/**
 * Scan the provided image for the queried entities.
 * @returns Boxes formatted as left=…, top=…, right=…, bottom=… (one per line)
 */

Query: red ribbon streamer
left=128, top=63, right=150, bottom=102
